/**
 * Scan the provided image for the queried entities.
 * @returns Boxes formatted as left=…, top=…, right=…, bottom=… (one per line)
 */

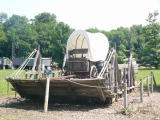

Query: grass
left=0, top=69, right=15, bottom=96
left=136, top=68, right=160, bottom=87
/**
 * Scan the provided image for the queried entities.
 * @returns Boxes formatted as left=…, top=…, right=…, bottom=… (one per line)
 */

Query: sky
left=0, top=0, right=160, bottom=31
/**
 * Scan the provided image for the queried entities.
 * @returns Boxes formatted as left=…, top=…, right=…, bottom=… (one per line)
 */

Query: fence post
left=124, top=83, right=127, bottom=115
left=140, top=79, right=143, bottom=102
left=151, top=71, right=157, bottom=87
left=151, top=74, right=153, bottom=93
left=44, top=77, right=51, bottom=113
left=147, top=76, right=150, bottom=96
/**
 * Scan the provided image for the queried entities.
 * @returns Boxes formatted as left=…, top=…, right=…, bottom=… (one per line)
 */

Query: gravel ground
left=0, top=88, right=160, bottom=120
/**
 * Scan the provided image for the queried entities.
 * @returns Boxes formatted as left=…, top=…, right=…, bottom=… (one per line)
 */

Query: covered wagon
left=63, top=30, right=109, bottom=78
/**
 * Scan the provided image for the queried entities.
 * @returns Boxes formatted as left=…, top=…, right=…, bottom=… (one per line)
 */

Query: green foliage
left=86, top=27, right=100, bottom=33
left=0, top=24, right=6, bottom=56
left=33, top=13, right=73, bottom=65
left=0, top=12, right=73, bottom=66
left=4, top=14, right=28, bottom=29
left=118, top=44, right=127, bottom=63
left=34, top=12, right=56, bottom=24
left=2, top=15, right=34, bottom=57
left=0, top=12, right=7, bottom=23
left=141, top=12, right=160, bottom=68
left=130, top=25, right=145, bottom=62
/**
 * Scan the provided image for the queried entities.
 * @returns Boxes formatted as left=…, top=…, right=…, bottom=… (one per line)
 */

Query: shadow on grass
left=141, top=86, right=160, bottom=93
left=0, top=97, right=111, bottom=112
left=138, top=68, right=160, bottom=70
left=153, top=86, right=160, bottom=92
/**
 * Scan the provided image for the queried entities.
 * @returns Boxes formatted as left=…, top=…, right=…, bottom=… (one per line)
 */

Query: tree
left=33, top=13, right=73, bottom=66
left=34, top=12, right=56, bottom=24
left=86, top=28, right=100, bottom=33
left=3, top=15, right=36, bottom=58
left=0, top=24, right=6, bottom=56
left=2, top=11, right=159, bottom=68
left=118, top=44, right=127, bottom=63
left=142, top=11, right=160, bottom=68
left=0, top=12, right=8, bottom=23
left=130, top=25, right=145, bottom=63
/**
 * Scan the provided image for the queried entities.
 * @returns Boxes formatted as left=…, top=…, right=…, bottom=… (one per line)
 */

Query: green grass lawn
left=0, top=69, right=15, bottom=96
left=136, top=69, right=160, bottom=87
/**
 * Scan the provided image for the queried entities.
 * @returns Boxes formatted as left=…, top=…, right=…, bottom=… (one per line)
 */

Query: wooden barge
left=6, top=30, right=136, bottom=104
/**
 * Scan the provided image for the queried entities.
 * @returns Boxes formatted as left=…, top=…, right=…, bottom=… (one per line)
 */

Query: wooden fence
left=139, top=72, right=156, bottom=102
left=123, top=72, right=156, bottom=115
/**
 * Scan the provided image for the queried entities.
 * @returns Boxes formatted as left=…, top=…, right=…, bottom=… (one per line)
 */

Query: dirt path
left=0, top=88, right=160, bottom=120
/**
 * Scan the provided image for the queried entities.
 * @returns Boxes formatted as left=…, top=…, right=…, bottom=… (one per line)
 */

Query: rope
left=17, top=53, right=36, bottom=77
left=15, top=58, right=31, bottom=77
left=15, top=50, right=36, bottom=77
left=13, top=49, right=36, bottom=76
left=11, top=49, right=37, bottom=77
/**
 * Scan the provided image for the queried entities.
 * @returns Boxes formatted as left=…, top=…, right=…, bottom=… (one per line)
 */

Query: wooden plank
left=7, top=77, right=117, bottom=102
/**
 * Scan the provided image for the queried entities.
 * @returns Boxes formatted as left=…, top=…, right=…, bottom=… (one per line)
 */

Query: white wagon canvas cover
left=65, top=30, right=109, bottom=62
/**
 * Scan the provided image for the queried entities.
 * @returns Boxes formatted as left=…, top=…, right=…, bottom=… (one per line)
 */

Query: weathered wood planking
left=7, top=77, right=116, bottom=103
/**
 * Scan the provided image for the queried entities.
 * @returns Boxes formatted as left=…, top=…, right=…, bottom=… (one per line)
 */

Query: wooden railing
left=139, top=72, right=156, bottom=102
left=123, top=72, right=156, bottom=115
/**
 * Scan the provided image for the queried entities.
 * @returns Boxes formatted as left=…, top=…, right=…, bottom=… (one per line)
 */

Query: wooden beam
left=44, top=77, right=50, bottom=112
left=96, top=82, right=106, bottom=102
left=32, top=50, right=39, bottom=71
left=140, top=79, right=143, bottom=102
left=151, top=72, right=157, bottom=86
left=151, top=75, right=153, bottom=93
left=147, top=76, right=150, bottom=96
left=123, top=83, right=128, bottom=115
left=127, top=55, right=131, bottom=87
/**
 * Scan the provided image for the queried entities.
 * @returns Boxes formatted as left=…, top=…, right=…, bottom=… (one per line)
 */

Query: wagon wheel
left=90, top=65, right=98, bottom=78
